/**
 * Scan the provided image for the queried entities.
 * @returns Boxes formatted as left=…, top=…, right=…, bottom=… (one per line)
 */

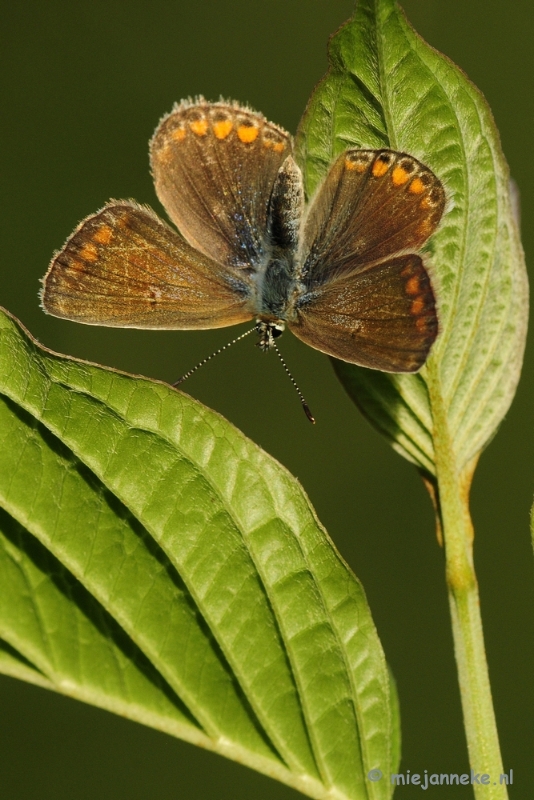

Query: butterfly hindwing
left=42, top=202, right=254, bottom=329
left=290, top=253, right=437, bottom=372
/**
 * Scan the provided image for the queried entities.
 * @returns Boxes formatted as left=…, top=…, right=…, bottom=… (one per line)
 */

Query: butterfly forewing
left=150, top=100, right=293, bottom=270
left=42, top=202, right=254, bottom=329
left=290, top=253, right=437, bottom=372
left=301, top=149, right=445, bottom=287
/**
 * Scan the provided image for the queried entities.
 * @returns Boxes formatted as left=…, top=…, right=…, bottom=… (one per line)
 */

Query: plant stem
left=426, top=363, right=508, bottom=800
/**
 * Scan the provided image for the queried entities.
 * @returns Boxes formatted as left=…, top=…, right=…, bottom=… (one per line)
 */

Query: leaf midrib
left=384, top=11, right=503, bottom=469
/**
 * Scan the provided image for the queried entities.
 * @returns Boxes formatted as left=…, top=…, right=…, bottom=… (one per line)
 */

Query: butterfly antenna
left=271, top=341, right=315, bottom=424
left=173, top=326, right=256, bottom=386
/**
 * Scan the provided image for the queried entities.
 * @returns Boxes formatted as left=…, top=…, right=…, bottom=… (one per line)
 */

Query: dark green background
left=1, top=1, right=532, bottom=798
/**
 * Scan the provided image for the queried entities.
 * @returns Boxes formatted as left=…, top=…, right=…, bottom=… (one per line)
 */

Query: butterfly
left=41, top=99, right=445, bottom=414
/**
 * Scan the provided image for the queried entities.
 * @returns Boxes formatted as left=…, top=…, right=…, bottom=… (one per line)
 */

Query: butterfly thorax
left=254, top=249, right=300, bottom=315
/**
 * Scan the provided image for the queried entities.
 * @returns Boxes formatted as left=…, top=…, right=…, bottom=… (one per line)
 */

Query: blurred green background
left=1, top=1, right=533, bottom=797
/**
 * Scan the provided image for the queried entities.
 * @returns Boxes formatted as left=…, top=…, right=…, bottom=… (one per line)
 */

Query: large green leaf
left=0, top=306, right=399, bottom=800
left=296, top=0, right=528, bottom=476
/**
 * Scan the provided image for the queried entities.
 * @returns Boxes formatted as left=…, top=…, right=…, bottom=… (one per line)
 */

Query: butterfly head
left=255, top=319, right=285, bottom=352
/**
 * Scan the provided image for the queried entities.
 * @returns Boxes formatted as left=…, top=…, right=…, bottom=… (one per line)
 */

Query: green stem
left=426, top=363, right=508, bottom=800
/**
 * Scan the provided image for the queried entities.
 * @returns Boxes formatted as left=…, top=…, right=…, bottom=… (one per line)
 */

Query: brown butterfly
left=42, top=99, right=445, bottom=415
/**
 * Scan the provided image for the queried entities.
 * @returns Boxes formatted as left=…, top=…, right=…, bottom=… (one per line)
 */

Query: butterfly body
left=42, top=99, right=445, bottom=374
left=246, top=155, right=304, bottom=327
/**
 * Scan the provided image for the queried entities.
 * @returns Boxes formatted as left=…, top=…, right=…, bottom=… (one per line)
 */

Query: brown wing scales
left=150, top=100, right=292, bottom=270
left=302, top=149, right=445, bottom=287
left=41, top=202, right=254, bottom=329
left=290, top=254, right=437, bottom=372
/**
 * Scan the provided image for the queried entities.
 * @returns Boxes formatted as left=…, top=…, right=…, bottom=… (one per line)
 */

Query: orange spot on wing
left=171, top=127, right=186, bottom=142
left=345, top=158, right=366, bottom=173
left=237, top=125, right=259, bottom=143
left=157, top=143, right=173, bottom=163
left=190, top=119, right=208, bottom=136
left=262, top=130, right=286, bottom=152
left=411, top=297, right=425, bottom=315
left=79, top=243, right=98, bottom=262
left=416, top=316, right=429, bottom=331
left=420, top=195, right=433, bottom=208
left=405, top=276, right=421, bottom=295
left=418, top=219, right=433, bottom=236
left=93, top=225, right=113, bottom=245
left=213, top=119, right=233, bottom=139
left=392, top=166, right=409, bottom=185
left=409, top=177, right=425, bottom=194
left=372, top=159, right=389, bottom=177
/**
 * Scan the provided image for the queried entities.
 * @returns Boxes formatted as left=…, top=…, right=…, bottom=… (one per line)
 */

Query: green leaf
left=0, top=306, right=399, bottom=800
left=0, top=511, right=204, bottom=741
left=296, top=0, right=528, bottom=476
